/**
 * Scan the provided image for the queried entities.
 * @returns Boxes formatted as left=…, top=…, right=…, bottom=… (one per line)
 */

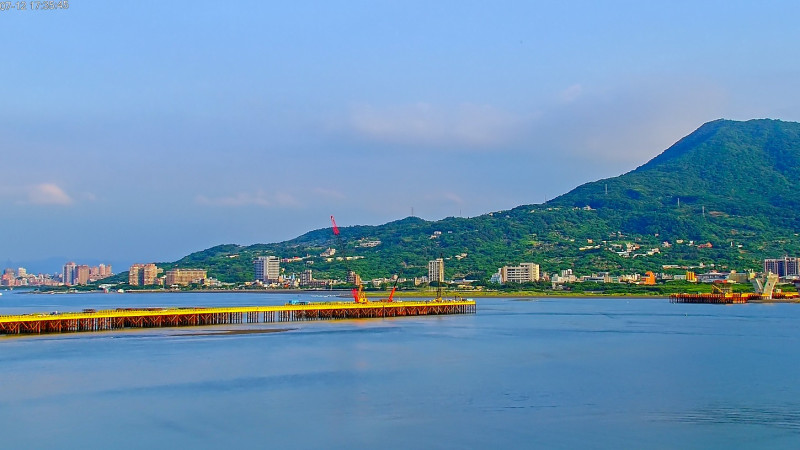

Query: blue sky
left=3, top=1, right=800, bottom=273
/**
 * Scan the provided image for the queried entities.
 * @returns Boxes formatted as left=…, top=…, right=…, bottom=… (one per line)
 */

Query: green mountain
left=164, top=119, right=800, bottom=283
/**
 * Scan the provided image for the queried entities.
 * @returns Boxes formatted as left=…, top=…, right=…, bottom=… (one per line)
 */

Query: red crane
left=386, top=276, right=398, bottom=302
left=330, top=215, right=340, bottom=237
left=330, top=215, right=368, bottom=304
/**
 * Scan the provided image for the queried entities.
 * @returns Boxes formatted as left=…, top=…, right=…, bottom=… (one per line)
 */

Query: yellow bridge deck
left=0, top=300, right=477, bottom=335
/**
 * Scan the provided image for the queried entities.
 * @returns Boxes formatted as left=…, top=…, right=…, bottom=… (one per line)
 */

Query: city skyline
left=4, top=2, right=800, bottom=273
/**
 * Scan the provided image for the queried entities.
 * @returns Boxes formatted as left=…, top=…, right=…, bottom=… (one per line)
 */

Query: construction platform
left=670, top=292, right=799, bottom=304
left=0, top=299, right=477, bottom=336
left=670, top=293, right=753, bottom=304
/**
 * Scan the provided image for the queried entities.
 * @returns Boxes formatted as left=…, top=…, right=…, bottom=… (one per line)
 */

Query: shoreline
left=24, top=288, right=671, bottom=299
left=28, top=285, right=794, bottom=300
left=9, top=288, right=800, bottom=305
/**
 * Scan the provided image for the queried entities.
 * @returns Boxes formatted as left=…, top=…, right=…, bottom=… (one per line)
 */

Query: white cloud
left=26, top=183, right=73, bottom=205
left=344, top=102, right=525, bottom=149
left=195, top=190, right=300, bottom=208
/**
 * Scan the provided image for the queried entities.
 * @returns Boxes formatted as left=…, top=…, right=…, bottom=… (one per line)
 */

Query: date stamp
left=0, top=1, right=69, bottom=11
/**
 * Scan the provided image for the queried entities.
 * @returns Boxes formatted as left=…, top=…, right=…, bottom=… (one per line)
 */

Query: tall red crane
left=330, top=215, right=368, bottom=303
left=386, top=276, right=398, bottom=302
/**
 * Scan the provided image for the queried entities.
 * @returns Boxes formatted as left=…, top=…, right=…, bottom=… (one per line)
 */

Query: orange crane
left=381, top=275, right=399, bottom=302
left=331, top=215, right=368, bottom=304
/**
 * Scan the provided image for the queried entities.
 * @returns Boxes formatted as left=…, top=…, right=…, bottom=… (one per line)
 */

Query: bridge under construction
left=670, top=272, right=799, bottom=304
left=0, top=299, right=477, bottom=336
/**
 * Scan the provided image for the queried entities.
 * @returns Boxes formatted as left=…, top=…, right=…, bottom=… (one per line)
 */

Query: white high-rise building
left=255, top=256, right=281, bottom=283
left=428, top=258, right=444, bottom=283
left=500, top=263, right=540, bottom=283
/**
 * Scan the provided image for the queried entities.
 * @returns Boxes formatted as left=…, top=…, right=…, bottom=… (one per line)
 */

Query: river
left=1, top=290, right=799, bottom=449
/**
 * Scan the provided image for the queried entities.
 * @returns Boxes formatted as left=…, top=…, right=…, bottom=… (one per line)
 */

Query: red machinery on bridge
left=331, top=215, right=368, bottom=303
left=330, top=215, right=396, bottom=303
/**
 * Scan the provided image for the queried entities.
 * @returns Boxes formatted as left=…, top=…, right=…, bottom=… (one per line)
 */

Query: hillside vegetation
left=156, top=119, right=800, bottom=283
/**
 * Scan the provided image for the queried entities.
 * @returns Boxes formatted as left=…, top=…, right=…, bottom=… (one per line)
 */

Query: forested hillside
left=154, top=119, right=800, bottom=283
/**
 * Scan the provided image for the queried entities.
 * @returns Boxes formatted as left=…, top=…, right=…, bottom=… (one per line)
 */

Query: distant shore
left=116, top=289, right=672, bottom=299
left=24, top=287, right=670, bottom=298
left=13, top=287, right=800, bottom=303
left=383, top=290, right=669, bottom=299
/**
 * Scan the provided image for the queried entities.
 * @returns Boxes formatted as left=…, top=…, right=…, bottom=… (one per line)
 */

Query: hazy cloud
left=442, top=192, right=465, bottom=205
left=26, top=183, right=74, bottom=206
left=195, top=190, right=300, bottom=208
left=344, top=102, right=525, bottom=149
left=423, top=191, right=465, bottom=206
left=560, top=84, right=583, bottom=103
left=312, top=188, right=346, bottom=200
left=529, top=79, right=729, bottom=167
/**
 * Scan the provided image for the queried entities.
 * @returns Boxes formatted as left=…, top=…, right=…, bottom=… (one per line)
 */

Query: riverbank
left=28, top=284, right=795, bottom=299
left=373, top=290, right=669, bottom=299
left=26, top=288, right=668, bottom=298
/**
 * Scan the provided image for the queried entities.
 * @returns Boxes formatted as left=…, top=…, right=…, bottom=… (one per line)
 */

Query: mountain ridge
left=158, top=118, right=800, bottom=283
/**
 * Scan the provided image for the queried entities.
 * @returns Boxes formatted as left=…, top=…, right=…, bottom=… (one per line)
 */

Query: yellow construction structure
left=0, top=299, right=477, bottom=335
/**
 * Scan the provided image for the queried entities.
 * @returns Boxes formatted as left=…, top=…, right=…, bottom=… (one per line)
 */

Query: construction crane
left=331, top=215, right=368, bottom=304
left=383, top=275, right=399, bottom=302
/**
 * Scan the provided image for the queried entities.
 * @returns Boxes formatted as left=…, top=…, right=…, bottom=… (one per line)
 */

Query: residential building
left=1, top=269, right=14, bottom=287
left=129, top=263, right=160, bottom=286
left=298, top=269, right=328, bottom=288
left=165, top=269, right=207, bottom=286
left=347, top=270, right=362, bottom=286
left=63, top=262, right=78, bottom=286
left=764, top=257, right=800, bottom=278
left=582, top=273, right=612, bottom=283
left=300, top=269, right=313, bottom=286
left=128, top=265, right=140, bottom=285
left=142, top=264, right=159, bottom=285
left=428, top=258, right=444, bottom=283
left=551, top=269, right=578, bottom=284
left=357, top=240, right=382, bottom=248
left=76, top=265, right=90, bottom=285
left=254, top=256, right=280, bottom=283
left=500, top=263, right=540, bottom=283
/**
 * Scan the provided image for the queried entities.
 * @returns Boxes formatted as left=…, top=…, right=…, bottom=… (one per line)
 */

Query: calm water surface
left=1, top=290, right=799, bottom=449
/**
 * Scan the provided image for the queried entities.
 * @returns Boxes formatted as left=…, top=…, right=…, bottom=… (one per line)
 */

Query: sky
left=3, top=1, right=800, bottom=273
